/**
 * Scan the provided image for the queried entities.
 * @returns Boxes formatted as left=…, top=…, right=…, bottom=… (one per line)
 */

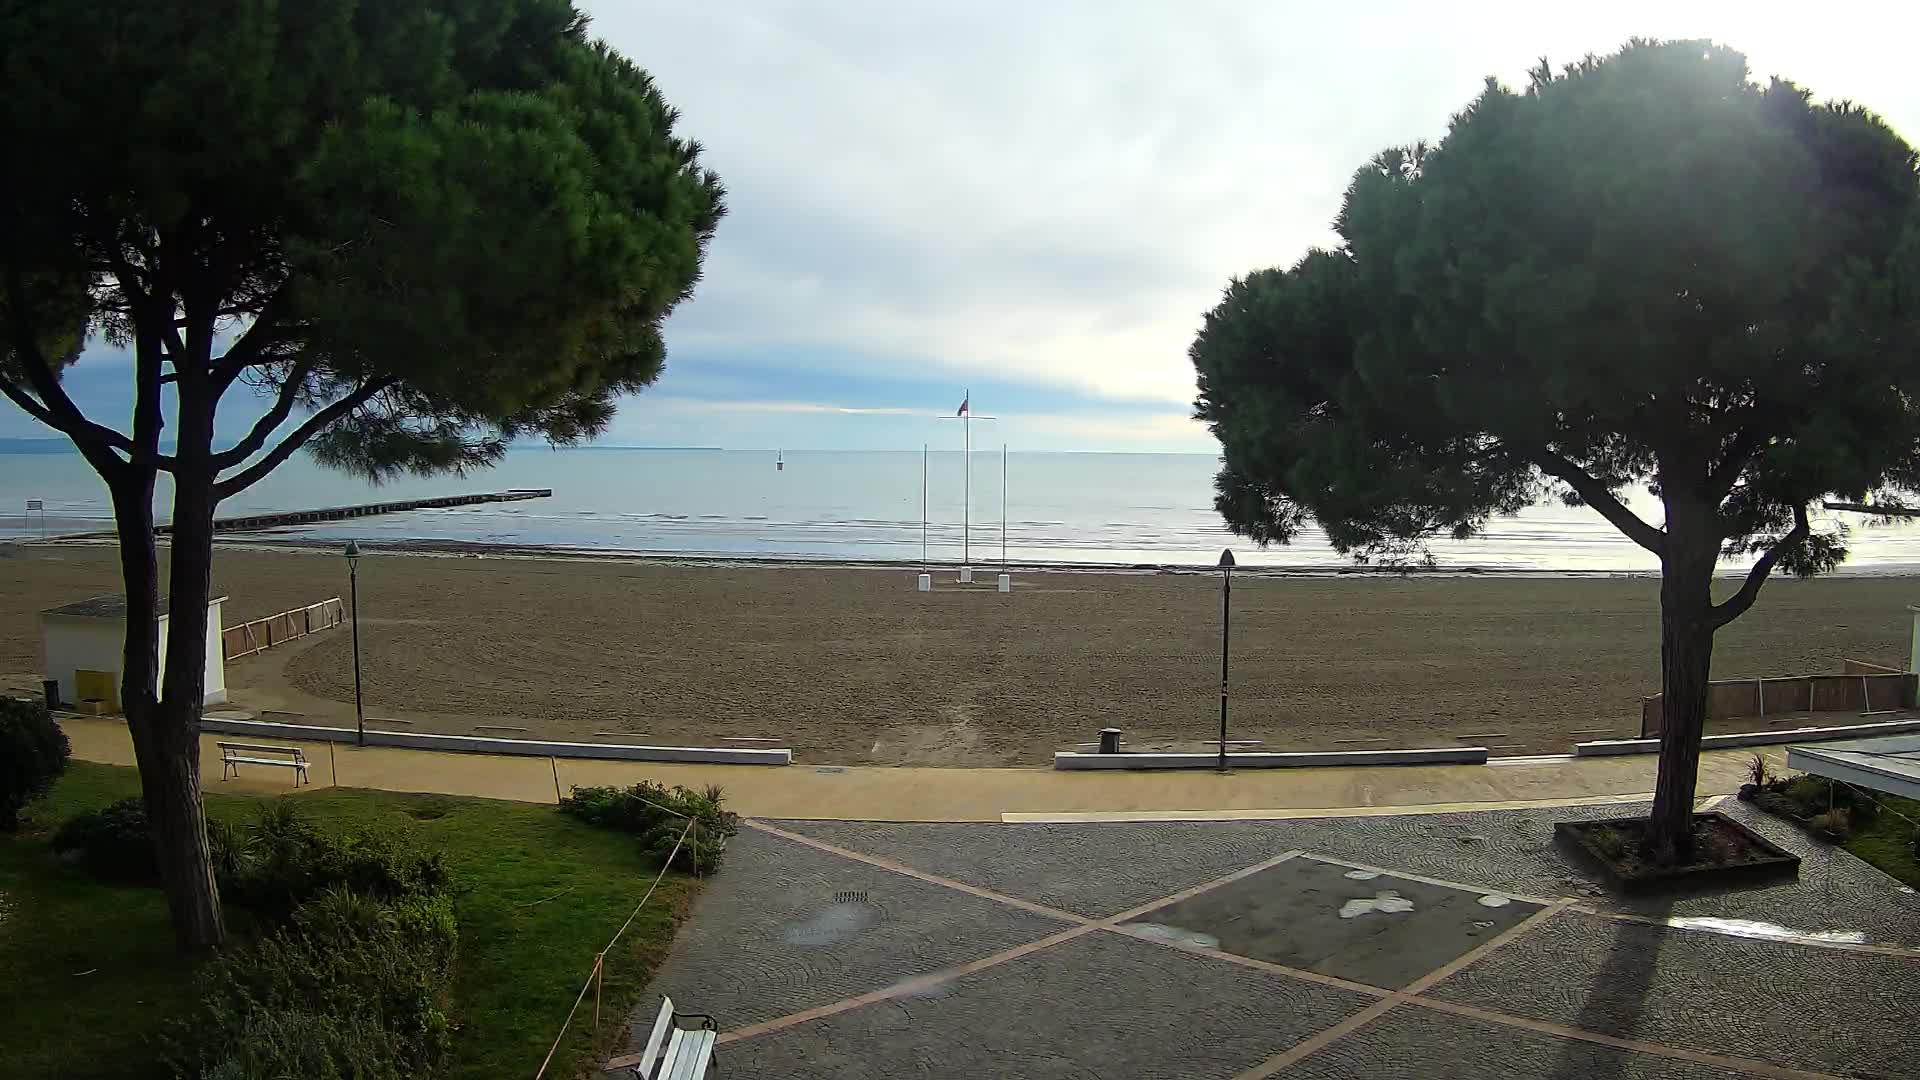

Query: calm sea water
left=4, top=446, right=1919, bottom=573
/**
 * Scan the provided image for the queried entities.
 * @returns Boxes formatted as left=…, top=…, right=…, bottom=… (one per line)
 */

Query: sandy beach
left=2, top=542, right=1915, bottom=765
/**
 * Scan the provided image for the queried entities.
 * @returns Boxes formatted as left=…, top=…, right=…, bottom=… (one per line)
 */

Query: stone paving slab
left=773, top=799, right=1920, bottom=948
left=1126, top=857, right=1543, bottom=989
left=769, top=818, right=1287, bottom=918
left=1429, top=909, right=1920, bottom=1077
left=707, top=928, right=1378, bottom=1080
left=632, top=827, right=1067, bottom=1031
left=1274, top=1004, right=1770, bottom=1080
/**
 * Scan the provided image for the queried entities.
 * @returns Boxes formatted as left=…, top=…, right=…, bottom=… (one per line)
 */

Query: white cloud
left=586, top=1, right=1920, bottom=417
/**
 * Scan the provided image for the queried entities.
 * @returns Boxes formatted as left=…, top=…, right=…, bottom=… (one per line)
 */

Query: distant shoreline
left=33, top=529, right=1920, bottom=579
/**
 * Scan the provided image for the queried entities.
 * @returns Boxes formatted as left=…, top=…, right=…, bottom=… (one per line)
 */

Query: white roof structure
left=1787, top=735, right=1920, bottom=801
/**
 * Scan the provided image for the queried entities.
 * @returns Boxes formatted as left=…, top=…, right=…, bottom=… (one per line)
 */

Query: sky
left=13, top=1, right=1920, bottom=453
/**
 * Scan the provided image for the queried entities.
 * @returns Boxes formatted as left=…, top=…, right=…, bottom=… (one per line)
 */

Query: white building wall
left=203, top=597, right=227, bottom=705
left=39, top=616, right=128, bottom=707
left=40, top=599, right=228, bottom=708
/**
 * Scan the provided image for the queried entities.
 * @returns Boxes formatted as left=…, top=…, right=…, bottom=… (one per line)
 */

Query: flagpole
left=963, top=388, right=970, bottom=568
left=921, top=443, right=928, bottom=570
left=1001, top=442, right=1008, bottom=568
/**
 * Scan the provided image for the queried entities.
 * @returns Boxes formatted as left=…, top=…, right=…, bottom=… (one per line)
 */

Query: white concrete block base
left=959, top=566, right=974, bottom=583
left=916, top=573, right=932, bottom=592
left=1054, top=746, right=1489, bottom=770
left=197, top=716, right=791, bottom=765
left=997, top=573, right=1011, bottom=593
left=1574, top=716, right=1920, bottom=756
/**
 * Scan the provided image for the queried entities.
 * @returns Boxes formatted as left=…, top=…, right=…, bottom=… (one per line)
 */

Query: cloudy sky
left=17, top=1, right=1920, bottom=453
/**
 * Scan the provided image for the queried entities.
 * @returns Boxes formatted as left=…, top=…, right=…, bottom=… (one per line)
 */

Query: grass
left=1843, top=793, right=1920, bottom=890
left=0, top=762, right=698, bottom=1079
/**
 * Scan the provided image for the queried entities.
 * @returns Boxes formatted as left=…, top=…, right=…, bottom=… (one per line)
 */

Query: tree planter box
left=1555, top=812, right=1801, bottom=892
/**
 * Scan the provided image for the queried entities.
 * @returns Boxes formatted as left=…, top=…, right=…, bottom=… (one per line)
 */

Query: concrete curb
left=198, top=717, right=791, bottom=766
left=1052, top=747, right=1489, bottom=770
left=1574, top=717, right=1920, bottom=757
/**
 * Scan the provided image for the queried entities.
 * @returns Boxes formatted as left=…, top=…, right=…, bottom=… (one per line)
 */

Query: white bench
left=628, top=996, right=716, bottom=1080
left=218, top=741, right=310, bottom=786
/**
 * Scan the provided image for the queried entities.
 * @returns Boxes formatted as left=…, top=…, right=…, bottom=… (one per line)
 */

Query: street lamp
left=345, top=540, right=365, bottom=747
left=1217, top=548, right=1235, bottom=773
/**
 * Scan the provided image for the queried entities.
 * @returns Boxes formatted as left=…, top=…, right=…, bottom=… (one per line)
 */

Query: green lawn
left=0, top=762, right=698, bottom=1079
left=1845, top=793, right=1920, bottom=889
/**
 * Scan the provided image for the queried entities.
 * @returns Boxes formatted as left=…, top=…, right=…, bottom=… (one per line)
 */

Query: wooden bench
left=627, top=996, right=716, bottom=1079
left=218, top=742, right=310, bottom=786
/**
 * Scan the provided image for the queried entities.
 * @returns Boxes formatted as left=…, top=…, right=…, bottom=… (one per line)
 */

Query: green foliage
left=560, top=781, right=737, bottom=874
left=1746, top=753, right=1777, bottom=788
left=53, top=797, right=158, bottom=883
left=5, top=762, right=696, bottom=1080
left=176, top=888, right=459, bottom=1080
left=218, top=803, right=451, bottom=921
left=1810, top=808, right=1854, bottom=840
left=0, top=698, right=69, bottom=830
left=0, top=0, right=724, bottom=479
left=1751, top=775, right=1880, bottom=835
left=1192, top=39, right=1920, bottom=571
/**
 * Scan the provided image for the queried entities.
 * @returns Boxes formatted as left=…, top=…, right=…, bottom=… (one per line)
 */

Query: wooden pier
left=155, top=489, right=553, bottom=535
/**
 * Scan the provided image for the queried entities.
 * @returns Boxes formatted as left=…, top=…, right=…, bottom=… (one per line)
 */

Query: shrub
left=52, top=797, right=158, bottom=883
left=1811, top=808, right=1854, bottom=841
left=219, top=803, right=450, bottom=921
left=1746, top=753, right=1776, bottom=788
left=560, top=781, right=738, bottom=874
left=176, top=887, right=458, bottom=1080
left=0, top=697, right=69, bottom=830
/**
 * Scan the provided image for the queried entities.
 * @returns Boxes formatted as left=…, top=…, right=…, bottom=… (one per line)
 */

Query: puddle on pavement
left=1126, top=922, right=1221, bottom=949
left=1476, top=894, right=1512, bottom=908
left=1342, top=869, right=1380, bottom=881
left=1662, top=917, right=1865, bottom=945
left=781, top=900, right=882, bottom=946
left=1338, top=890, right=1414, bottom=919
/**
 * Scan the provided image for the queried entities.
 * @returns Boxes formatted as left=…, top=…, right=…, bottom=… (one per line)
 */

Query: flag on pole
left=956, top=393, right=969, bottom=417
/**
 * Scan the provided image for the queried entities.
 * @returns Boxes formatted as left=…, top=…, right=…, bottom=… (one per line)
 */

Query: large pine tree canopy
left=1193, top=40, right=1920, bottom=575
left=0, top=0, right=724, bottom=485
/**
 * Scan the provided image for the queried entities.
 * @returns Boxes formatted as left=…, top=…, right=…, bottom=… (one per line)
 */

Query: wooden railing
left=223, top=598, right=345, bottom=661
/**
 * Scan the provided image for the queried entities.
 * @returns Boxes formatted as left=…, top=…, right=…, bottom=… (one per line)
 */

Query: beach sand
left=2, top=543, right=1914, bottom=765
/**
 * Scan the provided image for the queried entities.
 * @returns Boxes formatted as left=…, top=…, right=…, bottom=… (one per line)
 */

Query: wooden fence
left=1640, top=661, right=1916, bottom=735
left=223, top=598, right=345, bottom=661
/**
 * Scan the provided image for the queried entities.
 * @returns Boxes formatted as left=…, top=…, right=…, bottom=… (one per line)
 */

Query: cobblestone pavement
left=615, top=800, right=1920, bottom=1079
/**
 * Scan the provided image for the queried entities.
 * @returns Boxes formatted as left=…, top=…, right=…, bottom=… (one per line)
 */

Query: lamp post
left=1217, top=548, right=1234, bottom=773
left=345, top=540, right=365, bottom=747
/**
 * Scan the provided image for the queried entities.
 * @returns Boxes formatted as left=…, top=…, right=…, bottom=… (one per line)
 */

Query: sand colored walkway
left=61, top=717, right=1772, bottom=821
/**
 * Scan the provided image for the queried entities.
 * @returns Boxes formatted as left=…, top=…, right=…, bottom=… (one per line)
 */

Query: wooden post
left=550, top=757, right=563, bottom=804
left=593, top=952, right=605, bottom=1027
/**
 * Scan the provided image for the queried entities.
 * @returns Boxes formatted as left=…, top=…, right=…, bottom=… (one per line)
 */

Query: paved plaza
left=617, top=799, right=1920, bottom=1079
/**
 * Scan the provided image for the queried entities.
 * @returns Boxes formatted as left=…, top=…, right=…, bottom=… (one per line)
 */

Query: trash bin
left=42, top=679, right=60, bottom=709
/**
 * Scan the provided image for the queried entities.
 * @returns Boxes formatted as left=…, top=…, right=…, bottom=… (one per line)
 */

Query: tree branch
left=211, top=356, right=316, bottom=469
left=210, top=292, right=291, bottom=394
left=2, top=271, right=134, bottom=468
left=1709, top=502, right=1810, bottom=630
left=1707, top=427, right=1760, bottom=496
left=1529, top=447, right=1667, bottom=554
left=213, top=378, right=395, bottom=499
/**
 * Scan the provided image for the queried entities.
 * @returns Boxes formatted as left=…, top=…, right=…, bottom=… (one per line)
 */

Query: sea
left=4, top=446, right=1920, bottom=574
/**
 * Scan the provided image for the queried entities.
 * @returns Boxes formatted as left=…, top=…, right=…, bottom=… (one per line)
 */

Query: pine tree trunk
left=112, top=469, right=225, bottom=948
left=1648, top=531, right=1717, bottom=863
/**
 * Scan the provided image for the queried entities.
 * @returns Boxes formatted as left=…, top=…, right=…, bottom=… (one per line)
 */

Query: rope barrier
left=532, top=816, right=696, bottom=1080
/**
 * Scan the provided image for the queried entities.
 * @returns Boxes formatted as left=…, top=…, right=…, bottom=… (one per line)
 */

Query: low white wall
left=198, top=717, right=791, bottom=766
left=1054, top=747, right=1490, bottom=770
left=1575, top=717, right=1920, bottom=756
